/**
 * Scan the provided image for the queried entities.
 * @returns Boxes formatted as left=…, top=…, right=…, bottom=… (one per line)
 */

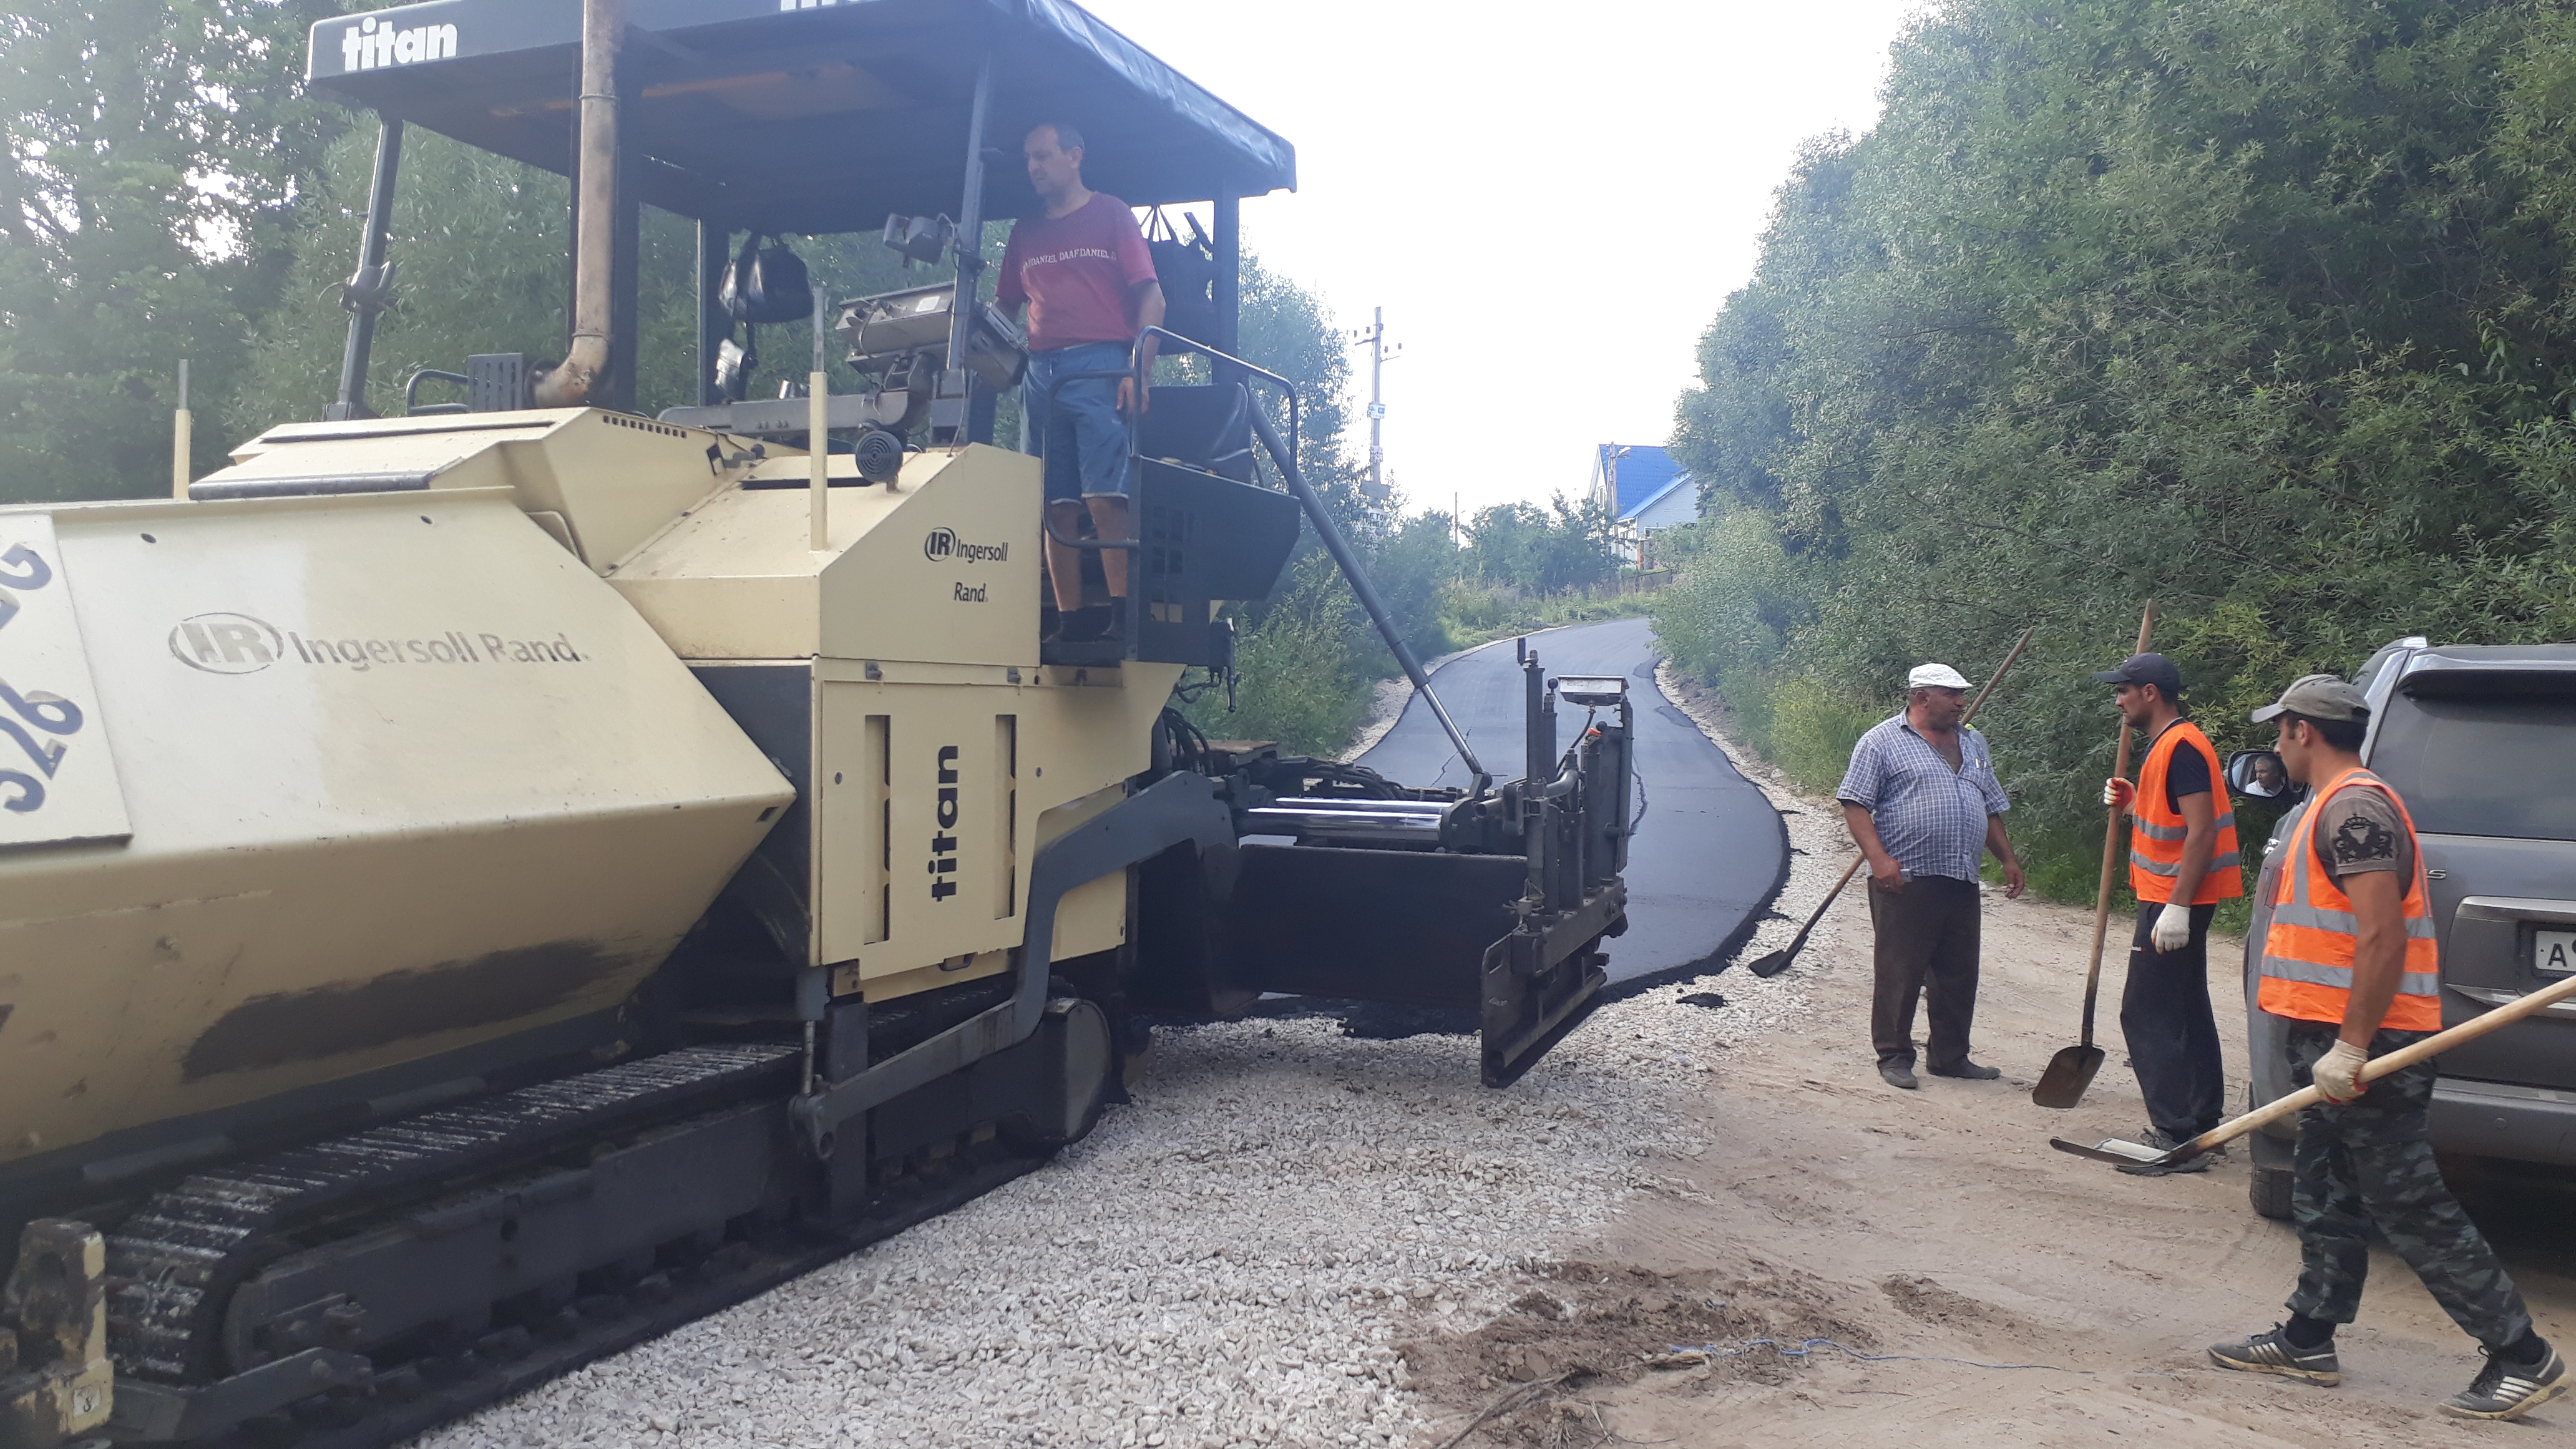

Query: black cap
left=2093, top=651, right=2183, bottom=695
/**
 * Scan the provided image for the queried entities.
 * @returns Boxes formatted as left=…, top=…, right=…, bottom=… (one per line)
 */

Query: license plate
left=2538, top=930, right=2576, bottom=977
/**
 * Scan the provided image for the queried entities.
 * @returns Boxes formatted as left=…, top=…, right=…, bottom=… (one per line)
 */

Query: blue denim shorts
left=1023, top=341, right=1133, bottom=501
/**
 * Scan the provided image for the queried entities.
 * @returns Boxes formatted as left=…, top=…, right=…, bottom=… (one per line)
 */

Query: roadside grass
left=1437, top=580, right=1656, bottom=651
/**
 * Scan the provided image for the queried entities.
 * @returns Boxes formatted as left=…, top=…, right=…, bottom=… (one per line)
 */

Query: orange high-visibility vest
left=2258, top=767, right=2442, bottom=1030
left=2129, top=721, right=2242, bottom=904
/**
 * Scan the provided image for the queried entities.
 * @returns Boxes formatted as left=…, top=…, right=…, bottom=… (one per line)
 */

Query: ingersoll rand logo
left=168, top=613, right=283, bottom=675
left=340, top=13, right=458, bottom=72
left=169, top=613, right=587, bottom=674
left=927, top=744, right=960, bottom=901
left=923, top=528, right=1007, bottom=564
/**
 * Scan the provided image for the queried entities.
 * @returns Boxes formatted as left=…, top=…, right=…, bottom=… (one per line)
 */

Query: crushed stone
left=409, top=656, right=1813, bottom=1449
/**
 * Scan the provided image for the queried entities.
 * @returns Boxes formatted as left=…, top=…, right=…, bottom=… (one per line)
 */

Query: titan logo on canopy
left=341, top=14, right=458, bottom=72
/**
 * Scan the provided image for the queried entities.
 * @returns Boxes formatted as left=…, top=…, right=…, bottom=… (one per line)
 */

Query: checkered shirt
left=1836, top=713, right=2011, bottom=884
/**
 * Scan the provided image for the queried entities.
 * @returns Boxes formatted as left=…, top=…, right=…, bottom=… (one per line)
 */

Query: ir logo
left=168, top=613, right=282, bottom=674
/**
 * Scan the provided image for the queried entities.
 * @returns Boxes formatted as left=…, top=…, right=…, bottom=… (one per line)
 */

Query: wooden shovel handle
left=1959, top=628, right=2032, bottom=728
left=2190, top=970, right=2576, bottom=1156
left=2079, top=604, right=2157, bottom=1048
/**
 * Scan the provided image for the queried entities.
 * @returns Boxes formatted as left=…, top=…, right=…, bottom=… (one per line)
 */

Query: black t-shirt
left=2162, top=731, right=2212, bottom=812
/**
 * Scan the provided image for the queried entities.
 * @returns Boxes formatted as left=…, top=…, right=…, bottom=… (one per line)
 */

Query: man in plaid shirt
left=1837, top=663, right=2026, bottom=1090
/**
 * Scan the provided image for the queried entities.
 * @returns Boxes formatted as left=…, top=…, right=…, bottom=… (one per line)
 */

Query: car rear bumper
left=2429, top=1076, right=2576, bottom=1166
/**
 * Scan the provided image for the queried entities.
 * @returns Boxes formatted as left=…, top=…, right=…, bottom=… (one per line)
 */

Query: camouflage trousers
left=2284, top=1024, right=2532, bottom=1347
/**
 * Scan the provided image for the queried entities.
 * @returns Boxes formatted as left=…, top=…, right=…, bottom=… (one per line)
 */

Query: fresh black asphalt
left=1355, top=615, right=1792, bottom=993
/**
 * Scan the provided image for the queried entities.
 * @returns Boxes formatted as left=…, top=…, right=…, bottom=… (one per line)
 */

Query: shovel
left=2057, top=969, right=2576, bottom=1173
left=1741, top=628, right=2033, bottom=980
left=2033, top=603, right=2155, bottom=1110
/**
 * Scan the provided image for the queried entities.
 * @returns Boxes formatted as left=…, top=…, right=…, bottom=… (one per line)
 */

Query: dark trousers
left=1868, top=875, right=1981, bottom=1069
left=2283, top=1025, right=2533, bottom=1348
left=2119, top=900, right=2225, bottom=1138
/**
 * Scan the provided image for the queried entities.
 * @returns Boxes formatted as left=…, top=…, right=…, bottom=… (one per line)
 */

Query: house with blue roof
left=1587, top=445, right=1699, bottom=563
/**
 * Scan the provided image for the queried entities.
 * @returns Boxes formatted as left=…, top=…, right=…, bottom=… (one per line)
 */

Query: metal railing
left=1033, top=326, right=1485, bottom=787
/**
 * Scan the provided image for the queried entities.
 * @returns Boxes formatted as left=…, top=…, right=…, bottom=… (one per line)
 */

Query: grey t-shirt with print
left=2312, top=782, right=2413, bottom=884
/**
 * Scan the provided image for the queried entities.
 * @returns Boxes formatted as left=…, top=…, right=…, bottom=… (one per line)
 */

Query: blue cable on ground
left=1658, top=1337, right=2092, bottom=1374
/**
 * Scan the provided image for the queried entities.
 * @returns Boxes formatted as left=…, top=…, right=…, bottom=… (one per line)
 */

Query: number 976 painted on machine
left=0, top=515, right=130, bottom=849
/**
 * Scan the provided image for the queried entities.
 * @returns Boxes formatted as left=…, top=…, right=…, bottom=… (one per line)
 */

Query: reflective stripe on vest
left=2256, top=767, right=2442, bottom=1030
left=2127, top=721, right=2244, bottom=904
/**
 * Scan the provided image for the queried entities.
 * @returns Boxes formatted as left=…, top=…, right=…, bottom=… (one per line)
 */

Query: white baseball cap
left=1908, top=663, right=1972, bottom=691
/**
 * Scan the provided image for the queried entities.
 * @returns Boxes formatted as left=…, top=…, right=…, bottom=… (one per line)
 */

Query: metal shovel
left=1739, top=628, right=2033, bottom=980
left=1744, top=856, right=1865, bottom=978
left=2056, top=969, right=2576, bottom=1173
left=2034, top=603, right=2155, bottom=1110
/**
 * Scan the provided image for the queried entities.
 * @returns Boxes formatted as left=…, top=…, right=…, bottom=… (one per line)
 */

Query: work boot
left=1877, top=1061, right=1918, bottom=1090
left=2207, top=1325, right=2341, bottom=1386
left=1055, top=605, right=1113, bottom=643
left=2441, top=1342, right=2569, bottom=1421
left=1926, top=1060, right=2001, bottom=1080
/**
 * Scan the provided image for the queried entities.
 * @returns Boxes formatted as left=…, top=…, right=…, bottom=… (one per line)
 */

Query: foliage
left=0, top=0, right=346, bottom=502
left=1461, top=494, right=1617, bottom=597
left=232, top=127, right=943, bottom=437
left=1181, top=554, right=1373, bottom=754
left=1357, top=509, right=1465, bottom=661
left=1661, top=0, right=2576, bottom=899
left=1436, top=578, right=1654, bottom=648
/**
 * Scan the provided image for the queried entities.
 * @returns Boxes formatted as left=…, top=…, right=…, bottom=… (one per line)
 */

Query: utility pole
left=1352, top=307, right=1398, bottom=500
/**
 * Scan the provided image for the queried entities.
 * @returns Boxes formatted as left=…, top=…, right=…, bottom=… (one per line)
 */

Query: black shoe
left=1878, top=1061, right=1919, bottom=1090
left=2442, top=1342, right=2569, bottom=1420
left=2208, top=1325, right=2341, bottom=1386
left=1926, top=1060, right=2001, bottom=1080
left=1055, top=605, right=1112, bottom=643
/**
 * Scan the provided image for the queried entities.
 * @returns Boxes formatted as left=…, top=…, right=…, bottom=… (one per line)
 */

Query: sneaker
left=1878, top=1061, right=1919, bottom=1090
left=2136, top=1127, right=2211, bottom=1173
left=1926, top=1060, right=2001, bottom=1080
left=2208, top=1325, right=2341, bottom=1386
left=2441, top=1343, right=2569, bottom=1421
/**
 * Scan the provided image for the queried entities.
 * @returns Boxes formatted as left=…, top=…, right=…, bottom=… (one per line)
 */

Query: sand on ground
left=1397, top=680, right=2576, bottom=1448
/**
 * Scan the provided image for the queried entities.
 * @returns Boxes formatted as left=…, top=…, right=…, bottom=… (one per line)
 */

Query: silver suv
left=2236, top=638, right=2576, bottom=1219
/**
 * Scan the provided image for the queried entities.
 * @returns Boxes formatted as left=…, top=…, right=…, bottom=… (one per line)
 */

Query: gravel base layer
left=410, top=658, right=1803, bottom=1449
left=413, top=983, right=1806, bottom=1449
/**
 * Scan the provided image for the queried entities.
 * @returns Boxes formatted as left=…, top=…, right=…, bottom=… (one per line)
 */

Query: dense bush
left=1660, top=0, right=2576, bottom=899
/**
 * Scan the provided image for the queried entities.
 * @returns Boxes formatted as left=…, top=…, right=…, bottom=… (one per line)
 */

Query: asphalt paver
left=1356, top=615, right=1788, bottom=989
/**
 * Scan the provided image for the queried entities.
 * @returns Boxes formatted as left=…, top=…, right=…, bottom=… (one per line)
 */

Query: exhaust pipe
left=533, top=0, right=623, bottom=407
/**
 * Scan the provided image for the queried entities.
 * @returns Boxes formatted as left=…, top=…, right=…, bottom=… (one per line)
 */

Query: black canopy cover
left=305, top=0, right=1296, bottom=235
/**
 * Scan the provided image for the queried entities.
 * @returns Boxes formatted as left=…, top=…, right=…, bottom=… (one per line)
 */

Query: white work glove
left=2312, top=1040, right=2370, bottom=1105
left=2152, top=903, right=2192, bottom=954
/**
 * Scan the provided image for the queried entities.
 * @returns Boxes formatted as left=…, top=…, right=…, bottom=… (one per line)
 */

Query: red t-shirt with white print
left=997, top=192, right=1157, bottom=352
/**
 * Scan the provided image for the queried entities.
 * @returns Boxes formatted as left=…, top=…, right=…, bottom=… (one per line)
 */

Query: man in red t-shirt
left=998, top=120, right=1164, bottom=638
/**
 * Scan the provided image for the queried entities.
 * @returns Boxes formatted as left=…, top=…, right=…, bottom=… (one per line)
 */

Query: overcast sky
left=1079, top=0, right=1926, bottom=519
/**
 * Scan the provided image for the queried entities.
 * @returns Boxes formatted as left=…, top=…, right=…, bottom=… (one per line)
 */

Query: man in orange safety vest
left=2205, top=675, right=2564, bottom=1422
left=2097, top=652, right=2240, bottom=1163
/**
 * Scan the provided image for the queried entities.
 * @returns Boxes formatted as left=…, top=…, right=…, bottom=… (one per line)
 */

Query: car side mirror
left=2226, top=749, right=2301, bottom=801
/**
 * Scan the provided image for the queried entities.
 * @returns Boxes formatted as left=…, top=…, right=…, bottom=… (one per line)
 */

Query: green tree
left=0, top=0, right=345, bottom=502
left=1659, top=0, right=2576, bottom=897
left=1463, top=494, right=1616, bottom=595
left=232, top=126, right=942, bottom=438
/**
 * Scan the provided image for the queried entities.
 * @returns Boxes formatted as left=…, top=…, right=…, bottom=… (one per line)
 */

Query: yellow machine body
left=0, top=414, right=1161, bottom=1177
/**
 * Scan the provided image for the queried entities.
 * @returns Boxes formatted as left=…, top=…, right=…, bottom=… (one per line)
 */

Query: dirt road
left=1399, top=678, right=2576, bottom=1447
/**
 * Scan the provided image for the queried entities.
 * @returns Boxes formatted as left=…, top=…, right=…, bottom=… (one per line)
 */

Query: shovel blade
left=1745, top=949, right=1792, bottom=978
left=2049, top=1136, right=2167, bottom=1167
left=2031, top=1044, right=2105, bottom=1109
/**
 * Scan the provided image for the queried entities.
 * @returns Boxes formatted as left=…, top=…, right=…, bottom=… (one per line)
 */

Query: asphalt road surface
left=1356, top=615, right=1789, bottom=992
